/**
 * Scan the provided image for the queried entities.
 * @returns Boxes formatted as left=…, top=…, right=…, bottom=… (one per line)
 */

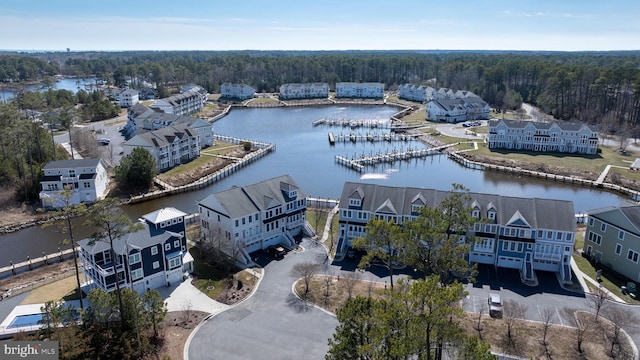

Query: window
left=130, top=268, right=143, bottom=281
left=129, top=253, right=141, bottom=265
left=151, top=246, right=158, bottom=255
left=169, top=257, right=181, bottom=269
left=588, top=218, right=594, bottom=227
left=165, top=243, right=171, bottom=251
left=601, top=223, right=607, bottom=232
left=627, top=249, right=639, bottom=263
left=235, top=220, right=239, bottom=227
left=616, top=244, right=623, bottom=256
left=547, top=231, right=553, bottom=239
left=556, top=232, right=563, bottom=240
left=153, top=261, right=160, bottom=269
left=618, top=230, right=625, bottom=241
left=174, top=240, right=180, bottom=248
left=566, top=233, right=573, bottom=241
left=588, top=232, right=602, bottom=245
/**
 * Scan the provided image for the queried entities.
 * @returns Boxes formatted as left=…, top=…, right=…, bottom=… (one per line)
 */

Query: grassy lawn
left=572, top=253, right=640, bottom=305
left=306, top=209, right=340, bottom=253
left=473, top=144, right=638, bottom=174
left=21, top=272, right=79, bottom=305
left=189, top=245, right=260, bottom=301
left=249, top=97, right=280, bottom=104
left=157, top=141, right=240, bottom=179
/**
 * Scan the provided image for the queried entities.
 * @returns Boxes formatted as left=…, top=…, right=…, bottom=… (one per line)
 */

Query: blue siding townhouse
left=79, top=207, right=194, bottom=294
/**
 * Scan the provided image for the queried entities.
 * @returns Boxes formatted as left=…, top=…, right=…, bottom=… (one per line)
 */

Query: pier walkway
left=335, top=143, right=455, bottom=172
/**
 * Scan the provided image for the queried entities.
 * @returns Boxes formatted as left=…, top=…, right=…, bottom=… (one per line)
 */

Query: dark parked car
left=266, top=245, right=286, bottom=259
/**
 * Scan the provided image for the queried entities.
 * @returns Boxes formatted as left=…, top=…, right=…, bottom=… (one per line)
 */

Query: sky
left=1, top=0, right=639, bottom=52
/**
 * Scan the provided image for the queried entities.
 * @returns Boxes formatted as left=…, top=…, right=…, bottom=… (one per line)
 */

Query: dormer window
left=472, top=210, right=480, bottom=218
left=487, top=211, right=496, bottom=220
left=289, top=190, right=297, bottom=198
left=349, top=198, right=362, bottom=207
left=411, top=204, right=424, bottom=213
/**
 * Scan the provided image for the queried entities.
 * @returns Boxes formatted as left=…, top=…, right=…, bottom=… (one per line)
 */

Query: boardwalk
left=335, top=143, right=455, bottom=172
left=330, top=132, right=420, bottom=143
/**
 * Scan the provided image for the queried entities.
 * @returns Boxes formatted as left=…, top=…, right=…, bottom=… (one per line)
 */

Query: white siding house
left=279, top=83, right=329, bottom=100
left=39, top=159, right=109, bottom=209
left=487, top=119, right=599, bottom=154
left=122, top=104, right=213, bottom=148
left=122, top=124, right=201, bottom=172
left=220, top=83, right=256, bottom=100
left=335, top=82, right=384, bottom=99
left=198, top=175, right=311, bottom=265
left=150, top=87, right=206, bottom=116
left=119, top=88, right=140, bottom=108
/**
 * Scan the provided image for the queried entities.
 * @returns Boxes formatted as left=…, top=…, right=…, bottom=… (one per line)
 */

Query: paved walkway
left=571, top=256, right=626, bottom=302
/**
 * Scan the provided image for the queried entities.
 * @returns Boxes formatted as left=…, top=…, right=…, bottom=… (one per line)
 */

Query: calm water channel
left=0, top=105, right=633, bottom=265
left=0, top=77, right=99, bottom=103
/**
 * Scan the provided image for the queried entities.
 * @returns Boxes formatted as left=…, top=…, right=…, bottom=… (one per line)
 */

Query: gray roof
left=489, top=119, right=599, bottom=132
left=78, top=222, right=179, bottom=256
left=198, top=175, right=306, bottom=219
left=43, top=158, right=103, bottom=170
left=125, top=124, right=196, bottom=148
left=339, top=182, right=575, bottom=232
left=587, top=205, right=640, bottom=236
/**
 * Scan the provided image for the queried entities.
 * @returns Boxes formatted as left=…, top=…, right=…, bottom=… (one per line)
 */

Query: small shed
left=631, top=158, right=640, bottom=171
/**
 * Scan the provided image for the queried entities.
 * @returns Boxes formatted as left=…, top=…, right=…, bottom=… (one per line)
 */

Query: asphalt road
left=54, top=114, right=128, bottom=165
left=188, top=239, right=339, bottom=360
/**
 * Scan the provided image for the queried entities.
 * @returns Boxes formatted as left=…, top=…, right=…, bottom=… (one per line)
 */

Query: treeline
left=4, top=50, right=640, bottom=130
left=0, top=103, right=66, bottom=202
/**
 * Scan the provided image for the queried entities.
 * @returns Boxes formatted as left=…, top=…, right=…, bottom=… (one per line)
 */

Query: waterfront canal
left=0, top=105, right=633, bottom=264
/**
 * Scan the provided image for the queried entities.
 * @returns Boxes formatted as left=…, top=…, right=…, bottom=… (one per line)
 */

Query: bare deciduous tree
left=475, top=301, right=487, bottom=338
left=562, top=308, right=590, bottom=355
left=342, top=270, right=362, bottom=299
left=586, top=286, right=609, bottom=320
left=603, top=306, right=637, bottom=358
left=503, top=300, right=526, bottom=347
left=291, top=262, right=321, bottom=296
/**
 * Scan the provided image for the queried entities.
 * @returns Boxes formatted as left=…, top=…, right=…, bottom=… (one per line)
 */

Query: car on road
left=266, top=245, right=286, bottom=259
left=98, top=138, right=111, bottom=145
left=488, top=293, right=503, bottom=318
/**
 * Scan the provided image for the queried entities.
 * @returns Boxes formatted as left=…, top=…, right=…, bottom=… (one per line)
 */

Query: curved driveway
left=188, top=240, right=339, bottom=360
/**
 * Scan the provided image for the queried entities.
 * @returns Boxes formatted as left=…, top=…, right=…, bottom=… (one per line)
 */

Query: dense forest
left=2, top=50, right=640, bottom=132
left=2, top=48, right=636, bottom=206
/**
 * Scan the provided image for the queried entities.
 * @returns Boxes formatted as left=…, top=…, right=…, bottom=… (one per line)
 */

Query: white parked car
left=488, top=293, right=503, bottom=318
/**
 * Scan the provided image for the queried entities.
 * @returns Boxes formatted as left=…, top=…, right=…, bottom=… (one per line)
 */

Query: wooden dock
left=335, top=144, right=454, bottom=171
left=329, top=132, right=419, bottom=143
left=315, top=119, right=389, bottom=129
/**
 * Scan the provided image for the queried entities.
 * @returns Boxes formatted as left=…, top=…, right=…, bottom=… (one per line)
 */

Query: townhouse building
left=335, top=82, right=384, bottom=99
left=150, top=86, right=206, bottom=116
left=487, top=119, right=599, bottom=154
left=337, top=182, right=576, bottom=284
left=122, top=124, right=200, bottom=172
left=220, top=83, right=256, bottom=100
left=123, top=104, right=213, bottom=147
left=279, top=83, right=329, bottom=100
left=118, top=88, right=140, bottom=108
left=78, top=207, right=193, bottom=294
left=197, top=175, right=312, bottom=265
left=583, top=205, right=640, bottom=283
left=39, top=158, right=109, bottom=209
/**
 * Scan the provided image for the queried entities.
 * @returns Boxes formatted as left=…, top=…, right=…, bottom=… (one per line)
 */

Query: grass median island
left=296, top=275, right=631, bottom=359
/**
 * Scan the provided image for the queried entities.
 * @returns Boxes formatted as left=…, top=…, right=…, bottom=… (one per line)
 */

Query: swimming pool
left=8, top=314, right=44, bottom=328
